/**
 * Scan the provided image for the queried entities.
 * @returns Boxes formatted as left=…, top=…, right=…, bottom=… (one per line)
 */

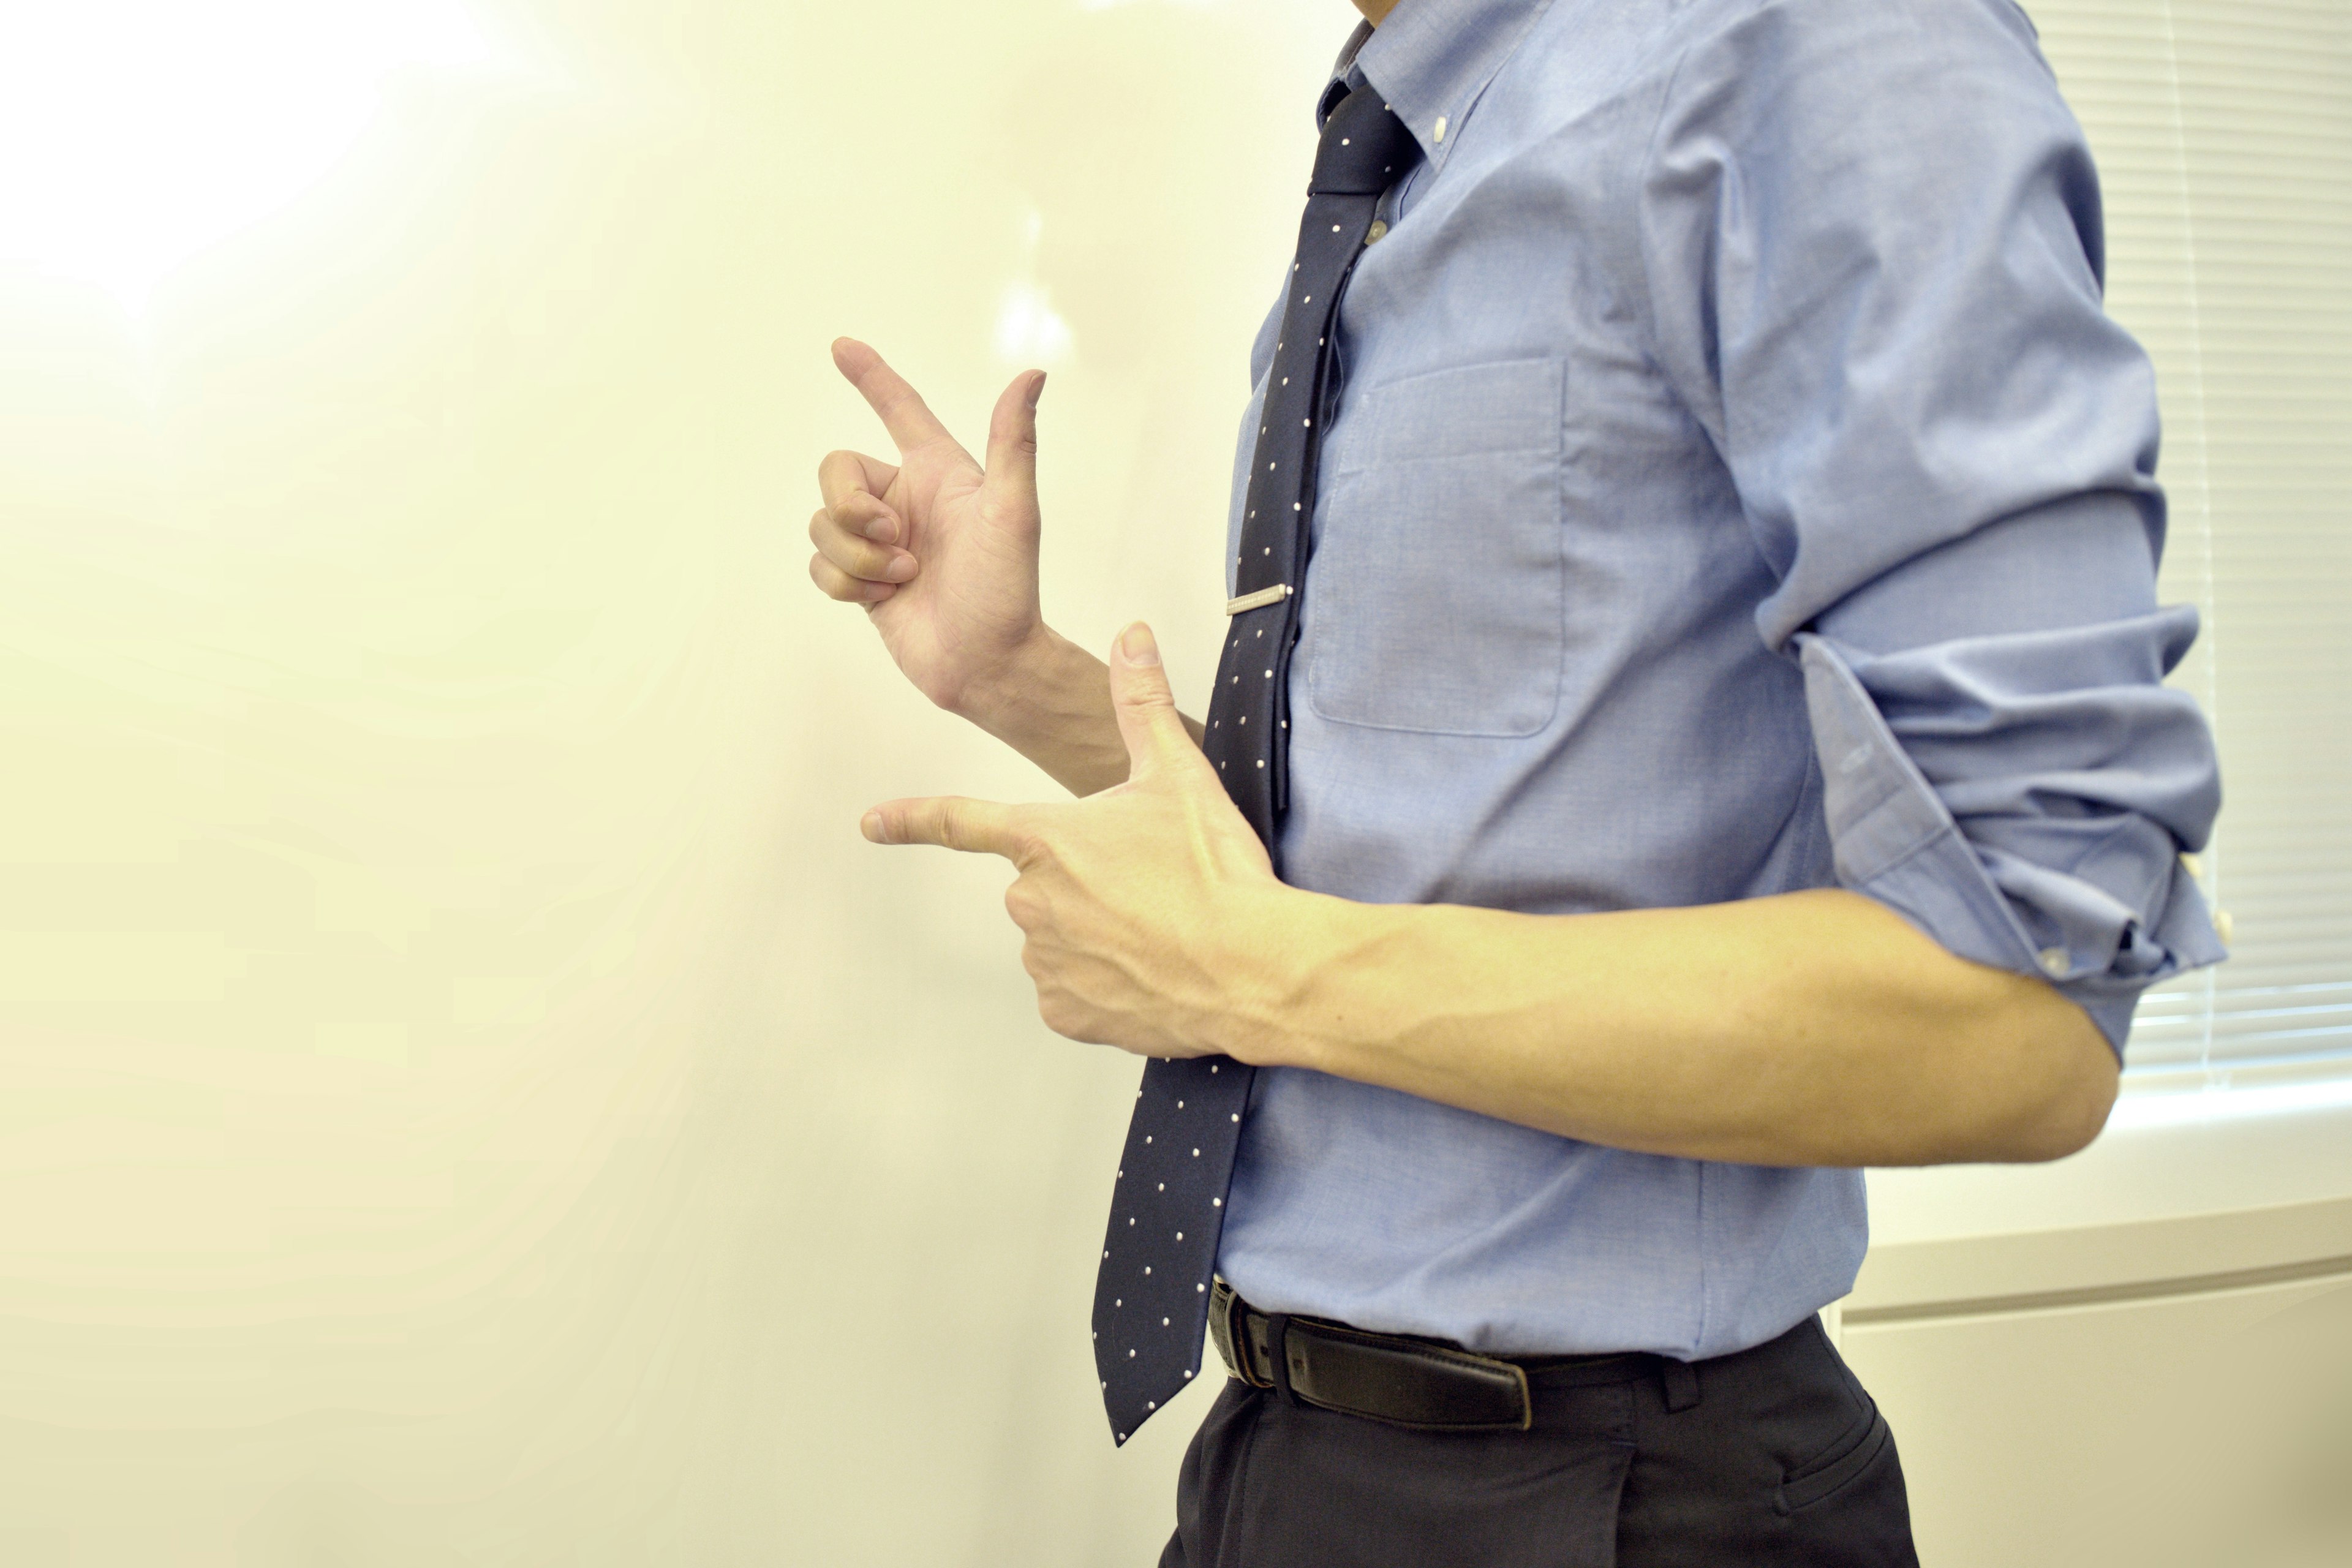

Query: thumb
left=1109, top=623, right=1190, bottom=778
left=981, top=369, right=1046, bottom=505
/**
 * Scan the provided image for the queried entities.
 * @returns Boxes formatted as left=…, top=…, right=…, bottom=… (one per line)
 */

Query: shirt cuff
left=1793, top=632, right=2227, bottom=1054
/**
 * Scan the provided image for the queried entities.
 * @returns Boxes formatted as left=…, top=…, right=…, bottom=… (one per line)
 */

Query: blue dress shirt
left=1213, top=0, right=2226, bottom=1359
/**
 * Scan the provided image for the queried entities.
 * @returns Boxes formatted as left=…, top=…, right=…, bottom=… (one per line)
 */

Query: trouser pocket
left=1777, top=1402, right=1894, bottom=1514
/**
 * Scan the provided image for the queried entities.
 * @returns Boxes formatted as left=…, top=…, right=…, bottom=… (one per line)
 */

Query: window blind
left=2023, top=0, right=2352, bottom=1069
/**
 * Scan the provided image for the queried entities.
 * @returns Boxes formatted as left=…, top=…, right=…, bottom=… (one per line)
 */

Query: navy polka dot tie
left=1091, top=81, right=1423, bottom=1446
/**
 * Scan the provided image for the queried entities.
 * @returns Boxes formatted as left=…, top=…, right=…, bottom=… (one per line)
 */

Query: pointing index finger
left=862, top=796, right=1025, bottom=859
left=832, top=337, right=956, bottom=456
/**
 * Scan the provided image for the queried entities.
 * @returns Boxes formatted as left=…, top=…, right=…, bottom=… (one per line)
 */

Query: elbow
left=2001, top=1055, right=2117, bottom=1162
left=1884, top=978, right=2122, bottom=1167
left=1980, top=1001, right=2121, bottom=1164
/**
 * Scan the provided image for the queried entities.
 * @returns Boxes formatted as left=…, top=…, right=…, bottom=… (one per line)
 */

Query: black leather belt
left=1208, top=1280, right=1552, bottom=1432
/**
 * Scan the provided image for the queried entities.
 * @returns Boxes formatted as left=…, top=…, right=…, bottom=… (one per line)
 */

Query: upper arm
left=1641, top=0, right=2225, bottom=1056
left=1643, top=0, right=2148, bottom=644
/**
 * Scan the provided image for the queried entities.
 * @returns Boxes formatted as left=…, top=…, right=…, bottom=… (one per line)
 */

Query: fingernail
left=862, top=514, right=899, bottom=545
left=883, top=553, right=917, bottom=582
left=861, top=811, right=888, bottom=843
left=1027, top=371, right=1047, bottom=410
left=1119, top=622, right=1160, bottom=666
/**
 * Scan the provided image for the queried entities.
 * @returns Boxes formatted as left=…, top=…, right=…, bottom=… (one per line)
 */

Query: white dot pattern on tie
left=1095, top=80, right=1423, bottom=1449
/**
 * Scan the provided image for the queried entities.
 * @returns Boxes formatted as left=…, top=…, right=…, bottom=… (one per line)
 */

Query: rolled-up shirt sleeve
left=1638, top=0, right=2225, bottom=1050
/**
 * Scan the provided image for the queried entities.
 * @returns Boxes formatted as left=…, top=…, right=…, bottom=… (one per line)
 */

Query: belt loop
left=1243, top=1302, right=1275, bottom=1389
left=1208, top=1281, right=1240, bottom=1381
left=1265, top=1314, right=1300, bottom=1406
left=1660, top=1356, right=1700, bottom=1413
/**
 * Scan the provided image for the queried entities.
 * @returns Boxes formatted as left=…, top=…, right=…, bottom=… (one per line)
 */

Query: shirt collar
left=1325, top=0, right=1556, bottom=175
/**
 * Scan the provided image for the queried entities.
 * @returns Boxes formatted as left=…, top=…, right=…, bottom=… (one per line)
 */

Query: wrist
left=944, top=622, right=1075, bottom=731
left=1206, top=883, right=1357, bottom=1071
left=947, top=624, right=1137, bottom=796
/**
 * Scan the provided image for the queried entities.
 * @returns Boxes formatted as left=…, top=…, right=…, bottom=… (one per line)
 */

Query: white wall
left=0, top=2, right=1338, bottom=1561
left=1, top=2, right=2346, bottom=1564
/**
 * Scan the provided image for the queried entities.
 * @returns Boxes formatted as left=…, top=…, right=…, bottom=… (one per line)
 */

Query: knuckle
left=1004, top=818, right=1052, bottom=865
left=810, top=559, right=857, bottom=602
left=810, top=519, right=889, bottom=579
left=1116, top=671, right=1175, bottom=708
left=1037, top=990, right=1080, bottom=1037
left=812, top=530, right=859, bottom=574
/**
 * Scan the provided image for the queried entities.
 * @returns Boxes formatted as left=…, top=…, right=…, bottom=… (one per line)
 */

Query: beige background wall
left=0, top=1, right=1329, bottom=1560
left=1, top=1, right=2346, bottom=1564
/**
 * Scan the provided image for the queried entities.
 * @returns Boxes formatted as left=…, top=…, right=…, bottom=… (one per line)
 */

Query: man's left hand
left=862, top=623, right=1284, bottom=1058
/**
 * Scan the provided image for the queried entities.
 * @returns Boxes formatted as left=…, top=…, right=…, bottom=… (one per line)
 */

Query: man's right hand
left=809, top=339, right=1049, bottom=716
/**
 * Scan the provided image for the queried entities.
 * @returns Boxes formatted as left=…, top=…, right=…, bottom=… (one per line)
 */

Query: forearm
left=954, top=625, right=1205, bottom=796
left=1218, top=885, right=2118, bottom=1167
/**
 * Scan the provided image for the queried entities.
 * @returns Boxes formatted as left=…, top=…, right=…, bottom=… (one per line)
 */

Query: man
left=805, top=0, right=2223, bottom=1561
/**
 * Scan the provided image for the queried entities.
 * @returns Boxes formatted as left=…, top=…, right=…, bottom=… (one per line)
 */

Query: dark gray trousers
left=1161, top=1316, right=1919, bottom=1567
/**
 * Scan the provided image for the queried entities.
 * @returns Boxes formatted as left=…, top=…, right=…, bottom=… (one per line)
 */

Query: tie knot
left=1310, top=83, right=1423, bottom=196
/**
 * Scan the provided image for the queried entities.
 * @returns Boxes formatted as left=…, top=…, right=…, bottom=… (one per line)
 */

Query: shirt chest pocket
left=1306, top=358, right=1567, bottom=737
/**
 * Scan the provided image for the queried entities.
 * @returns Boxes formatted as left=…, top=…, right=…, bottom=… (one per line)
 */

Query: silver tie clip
left=1225, top=584, right=1293, bottom=616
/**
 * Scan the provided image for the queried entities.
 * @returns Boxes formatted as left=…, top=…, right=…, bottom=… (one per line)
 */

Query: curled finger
left=810, top=552, right=897, bottom=605
left=809, top=507, right=917, bottom=584
left=816, top=448, right=902, bottom=545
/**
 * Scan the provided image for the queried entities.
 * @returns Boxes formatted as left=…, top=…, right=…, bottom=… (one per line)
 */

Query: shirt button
left=1365, top=219, right=1389, bottom=245
left=2037, top=948, right=2070, bottom=978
